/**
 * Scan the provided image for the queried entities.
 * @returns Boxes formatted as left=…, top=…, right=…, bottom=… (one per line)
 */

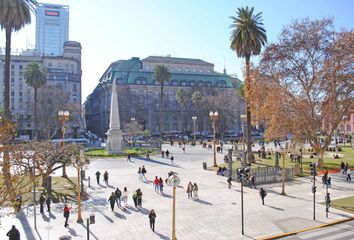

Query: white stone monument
left=106, top=79, right=123, bottom=154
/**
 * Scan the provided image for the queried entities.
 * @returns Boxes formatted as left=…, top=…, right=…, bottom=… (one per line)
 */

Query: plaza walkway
left=0, top=143, right=353, bottom=240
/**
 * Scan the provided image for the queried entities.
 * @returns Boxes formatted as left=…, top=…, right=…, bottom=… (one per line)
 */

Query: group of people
left=186, top=182, right=198, bottom=199
left=161, top=149, right=175, bottom=164
left=153, top=176, right=164, bottom=194
left=95, top=170, right=110, bottom=186
left=39, top=193, right=51, bottom=214
left=107, top=187, right=129, bottom=211
left=340, top=162, right=351, bottom=181
left=138, top=166, right=148, bottom=181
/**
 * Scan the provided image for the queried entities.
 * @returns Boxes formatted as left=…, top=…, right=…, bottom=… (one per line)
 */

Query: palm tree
left=229, top=6, right=267, bottom=162
left=24, top=62, right=47, bottom=139
left=176, top=89, right=187, bottom=132
left=153, top=65, right=171, bottom=138
left=0, top=0, right=37, bottom=205
left=0, top=0, right=37, bottom=122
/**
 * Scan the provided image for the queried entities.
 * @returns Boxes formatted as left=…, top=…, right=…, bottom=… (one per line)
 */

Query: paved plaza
left=0, top=143, right=353, bottom=240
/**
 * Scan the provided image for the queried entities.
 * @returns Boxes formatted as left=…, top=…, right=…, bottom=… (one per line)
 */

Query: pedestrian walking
left=340, top=161, right=345, bottom=174
left=122, top=187, right=129, bottom=206
left=166, top=149, right=170, bottom=158
left=146, top=151, right=150, bottom=160
left=115, top=187, right=122, bottom=207
left=259, top=187, right=267, bottom=205
left=153, top=176, right=160, bottom=193
left=15, top=194, right=22, bottom=212
left=127, top=154, right=132, bottom=162
left=193, top=183, right=199, bottom=199
left=148, top=209, right=157, bottom=232
left=325, top=192, right=331, bottom=212
left=250, top=174, right=256, bottom=189
left=39, top=193, right=45, bottom=213
left=63, top=204, right=72, bottom=227
left=170, top=155, right=174, bottom=165
left=137, top=189, right=143, bottom=207
left=227, top=176, right=232, bottom=189
left=141, top=166, right=147, bottom=181
left=344, top=163, right=348, bottom=174
left=347, top=168, right=351, bottom=181
left=132, top=190, right=138, bottom=207
left=187, top=182, right=193, bottom=198
left=159, top=177, right=164, bottom=194
left=6, top=225, right=20, bottom=240
left=108, top=192, right=116, bottom=211
left=103, top=170, right=109, bottom=186
left=138, top=167, right=142, bottom=180
left=161, top=150, right=165, bottom=158
left=182, top=146, right=185, bottom=153
left=95, top=171, right=101, bottom=185
left=46, top=195, right=51, bottom=212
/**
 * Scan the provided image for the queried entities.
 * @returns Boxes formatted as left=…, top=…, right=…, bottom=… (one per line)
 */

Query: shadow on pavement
left=79, top=222, right=99, bottom=240
left=67, top=226, right=82, bottom=237
left=121, top=207, right=132, bottom=214
left=114, top=211, right=126, bottom=219
left=266, top=205, right=284, bottom=211
left=97, top=209, right=114, bottom=223
left=133, top=156, right=185, bottom=169
left=154, top=231, right=169, bottom=240
left=193, top=199, right=212, bottom=205
left=35, top=228, right=43, bottom=240
left=41, top=213, right=50, bottom=222
left=16, top=212, right=37, bottom=240
left=138, top=207, right=150, bottom=215
left=49, top=212, right=56, bottom=219
left=162, top=193, right=172, bottom=198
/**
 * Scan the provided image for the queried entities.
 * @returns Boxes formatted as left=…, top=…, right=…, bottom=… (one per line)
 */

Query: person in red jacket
left=153, top=176, right=160, bottom=193
left=63, top=204, right=72, bottom=227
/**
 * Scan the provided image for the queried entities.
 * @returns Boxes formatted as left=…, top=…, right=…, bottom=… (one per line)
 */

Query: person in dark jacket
left=95, top=171, right=101, bottom=185
left=108, top=192, right=116, bottom=211
left=46, top=195, right=51, bottom=212
left=259, top=188, right=267, bottom=205
left=63, top=204, right=72, bottom=227
left=148, top=209, right=157, bottom=232
left=136, top=189, right=143, bottom=207
left=39, top=193, right=45, bottom=213
left=6, top=225, right=20, bottom=240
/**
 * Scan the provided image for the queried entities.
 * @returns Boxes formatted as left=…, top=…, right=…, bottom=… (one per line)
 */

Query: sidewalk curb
left=257, top=217, right=354, bottom=240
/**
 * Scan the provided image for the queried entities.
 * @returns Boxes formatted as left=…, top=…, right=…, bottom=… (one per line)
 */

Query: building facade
left=0, top=41, right=82, bottom=139
left=35, top=3, right=69, bottom=56
left=84, top=56, right=244, bottom=138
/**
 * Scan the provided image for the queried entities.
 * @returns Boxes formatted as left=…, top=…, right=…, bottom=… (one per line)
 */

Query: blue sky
left=1, top=0, right=353, bottom=101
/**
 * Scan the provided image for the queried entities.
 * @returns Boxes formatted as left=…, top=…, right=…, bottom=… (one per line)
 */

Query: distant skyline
left=1, top=0, right=353, bottom=102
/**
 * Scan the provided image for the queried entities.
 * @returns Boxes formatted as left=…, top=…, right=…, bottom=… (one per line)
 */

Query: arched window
left=135, top=77, right=147, bottom=85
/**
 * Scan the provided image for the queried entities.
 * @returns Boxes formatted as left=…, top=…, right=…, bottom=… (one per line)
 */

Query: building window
left=48, top=62, right=52, bottom=67
left=197, top=81, right=204, bottom=86
left=217, top=81, right=226, bottom=87
left=11, top=65, right=15, bottom=70
left=206, top=81, right=212, bottom=87
left=189, top=81, right=195, bottom=86
left=19, top=65, right=23, bottom=70
left=181, top=81, right=187, bottom=86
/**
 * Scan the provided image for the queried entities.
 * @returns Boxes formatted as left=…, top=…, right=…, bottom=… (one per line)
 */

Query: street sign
left=168, top=175, right=180, bottom=187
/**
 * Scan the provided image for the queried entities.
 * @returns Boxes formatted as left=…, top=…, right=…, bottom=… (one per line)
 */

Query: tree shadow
left=154, top=231, right=170, bottom=240
left=193, top=199, right=212, bottom=205
left=133, top=156, right=185, bottom=169
left=16, top=212, right=36, bottom=240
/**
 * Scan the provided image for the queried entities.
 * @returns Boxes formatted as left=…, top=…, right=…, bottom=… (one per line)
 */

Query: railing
left=233, top=166, right=294, bottom=184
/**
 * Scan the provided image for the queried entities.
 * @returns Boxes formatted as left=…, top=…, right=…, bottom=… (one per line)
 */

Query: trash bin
left=59, top=236, right=71, bottom=240
left=203, top=162, right=207, bottom=170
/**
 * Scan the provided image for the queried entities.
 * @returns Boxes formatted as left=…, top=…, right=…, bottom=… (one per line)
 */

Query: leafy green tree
left=153, top=65, right=171, bottom=137
left=176, top=89, right=187, bottom=132
left=0, top=0, right=37, bottom=205
left=229, top=6, right=267, bottom=162
left=24, top=62, right=47, bottom=139
left=191, top=90, right=202, bottom=132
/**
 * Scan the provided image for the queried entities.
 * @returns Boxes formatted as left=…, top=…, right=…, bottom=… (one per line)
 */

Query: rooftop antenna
left=223, top=57, right=227, bottom=75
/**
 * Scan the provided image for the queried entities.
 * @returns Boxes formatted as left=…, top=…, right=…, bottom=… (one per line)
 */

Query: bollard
left=88, top=176, right=90, bottom=188
left=87, top=218, right=90, bottom=240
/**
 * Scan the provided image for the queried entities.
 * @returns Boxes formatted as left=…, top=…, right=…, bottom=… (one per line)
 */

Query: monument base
left=106, top=129, right=123, bottom=154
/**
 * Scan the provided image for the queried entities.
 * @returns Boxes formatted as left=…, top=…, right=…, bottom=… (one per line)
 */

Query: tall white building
left=35, top=3, right=69, bottom=56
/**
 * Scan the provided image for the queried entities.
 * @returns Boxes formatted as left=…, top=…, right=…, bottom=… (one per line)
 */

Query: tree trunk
left=160, top=84, right=163, bottom=138
left=41, top=173, right=49, bottom=188
left=245, top=56, right=253, bottom=163
left=181, top=106, right=184, bottom=133
left=317, top=150, right=324, bottom=169
left=34, top=88, right=37, bottom=140
left=2, top=27, right=15, bottom=203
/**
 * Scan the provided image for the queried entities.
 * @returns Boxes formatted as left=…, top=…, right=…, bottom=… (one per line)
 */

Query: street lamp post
left=209, top=111, right=219, bottom=167
left=58, top=110, right=70, bottom=177
left=240, top=114, right=247, bottom=167
left=192, top=116, right=197, bottom=145
left=131, top=117, right=136, bottom=146
left=167, top=174, right=180, bottom=240
left=281, top=148, right=286, bottom=195
left=342, top=115, right=348, bottom=146
left=71, top=149, right=86, bottom=223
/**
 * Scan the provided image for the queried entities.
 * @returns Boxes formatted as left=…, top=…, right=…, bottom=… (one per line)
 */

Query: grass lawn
left=216, top=146, right=354, bottom=176
left=86, top=147, right=159, bottom=157
left=1, top=176, right=82, bottom=207
left=328, top=196, right=354, bottom=214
